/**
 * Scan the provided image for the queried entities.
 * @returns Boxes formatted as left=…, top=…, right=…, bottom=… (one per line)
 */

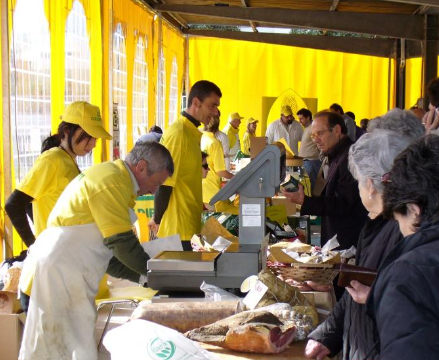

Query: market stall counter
left=200, top=341, right=308, bottom=360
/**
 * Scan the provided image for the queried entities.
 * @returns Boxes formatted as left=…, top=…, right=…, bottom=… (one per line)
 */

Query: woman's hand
left=425, top=107, right=439, bottom=133
left=281, top=183, right=305, bottom=205
left=305, top=339, right=331, bottom=360
left=346, top=280, right=370, bottom=304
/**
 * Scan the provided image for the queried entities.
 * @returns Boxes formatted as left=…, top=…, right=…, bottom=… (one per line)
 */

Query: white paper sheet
left=141, top=234, right=183, bottom=258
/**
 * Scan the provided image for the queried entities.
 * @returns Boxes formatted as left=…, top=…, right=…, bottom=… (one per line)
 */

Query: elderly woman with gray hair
left=305, top=124, right=422, bottom=360
left=367, top=107, right=425, bottom=138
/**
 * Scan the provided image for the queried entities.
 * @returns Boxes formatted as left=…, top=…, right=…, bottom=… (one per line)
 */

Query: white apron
left=229, top=133, right=240, bottom=158
left=19, top=224, right=113, bottom=360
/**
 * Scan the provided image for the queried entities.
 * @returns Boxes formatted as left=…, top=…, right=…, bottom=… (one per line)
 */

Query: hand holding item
left=425, top=107, right=439, bottom=132
left=148, top=218, right=159, bottom=237
left=305, top=339, right=331, bottom=360
left=346, top=280, right=370, bottom=304
left=282, top=183, right=305, bottom=205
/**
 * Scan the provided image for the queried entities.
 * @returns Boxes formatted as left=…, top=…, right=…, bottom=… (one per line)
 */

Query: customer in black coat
left=283, top=111, right=367, bottom=250
left=367, top=134, right=439, bottom=360
left=305, top=130, right=413, bottom=360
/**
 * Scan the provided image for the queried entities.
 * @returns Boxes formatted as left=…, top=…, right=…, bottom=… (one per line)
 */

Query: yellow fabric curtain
left=162, top=23, right=185, bottom=128
left=405, top=57, right=422, bottom=109
left=189, top=38, right=394, bottom=139
left=0, top=1, right=4, bottom=259
left=111, top=0, right=154, bottom=154
left=44, top=0, right=68, bottom=134
left=152, top=18, right=159, bottom=128
left=43, top=0, right=103, bottom=161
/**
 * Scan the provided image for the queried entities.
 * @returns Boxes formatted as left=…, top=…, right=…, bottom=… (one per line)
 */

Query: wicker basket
left=268, top=262, right=340, bottom=284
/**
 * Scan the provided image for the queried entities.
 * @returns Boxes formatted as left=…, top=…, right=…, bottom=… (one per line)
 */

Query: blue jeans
left=303, top=159, right=322, bottom=193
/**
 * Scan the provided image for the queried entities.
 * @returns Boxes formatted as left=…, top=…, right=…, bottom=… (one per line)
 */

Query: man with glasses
left=266, top=105, right=303, bottom=155
left=283, top=111, right=367, bottom=252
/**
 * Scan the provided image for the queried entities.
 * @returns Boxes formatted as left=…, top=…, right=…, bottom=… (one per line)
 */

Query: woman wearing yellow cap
left=242, top=117, right=258, bottom=155
left=5, top=101, right=112, bottom=311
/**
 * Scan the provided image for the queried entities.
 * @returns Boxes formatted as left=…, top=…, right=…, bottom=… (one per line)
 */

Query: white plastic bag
left=200, top=281, right=240, bottom=302
left=104, top=319, right=220, bottom=360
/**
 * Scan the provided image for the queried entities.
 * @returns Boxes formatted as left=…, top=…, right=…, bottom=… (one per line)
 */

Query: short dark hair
left=329, top=103, right=344, bottom=114
left=345, top=111, right=355, bottom=121
left=315, top=111, right=347, bottom=135
left=427, top=78, right=439, bottom=107
left=383, top=134, right=439, bottom=227
left=149, top=125, right=163, bottom=134
left=360, top=118, right=369, bottom=130
left=187, top=80, right=222, bottom=107
left=201, top=151, right=208, bottom=161
left=297, top=108, right=312, bottom=119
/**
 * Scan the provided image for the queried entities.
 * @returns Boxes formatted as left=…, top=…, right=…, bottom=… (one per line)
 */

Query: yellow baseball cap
left=61, top=101, right=112, bottom=140
left=281, top=105, right=293, bottom=116
left=246, top=117, right=259, bottom=125
left=229, top=112, right=244, bottom=121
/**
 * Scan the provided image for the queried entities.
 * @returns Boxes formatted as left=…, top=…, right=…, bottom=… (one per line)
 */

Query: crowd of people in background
left=5, top=77, right=439, bottom=360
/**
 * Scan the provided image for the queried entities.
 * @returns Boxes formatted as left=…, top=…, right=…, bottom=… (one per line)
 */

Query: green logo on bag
left=147, top=338, right=176, bottom=359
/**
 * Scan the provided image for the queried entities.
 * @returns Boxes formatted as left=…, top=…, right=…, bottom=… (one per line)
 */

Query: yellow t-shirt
left=201, top=132, right=227, bottom=204
left=242, top=131, right=254, bottom=156
left=223, top=123, right=239, bottom=149
left=158, top=114, right=203, bottom=241
left=17, top=147, right=80, bottom=237
left=48, top=159, right=136, bottom=238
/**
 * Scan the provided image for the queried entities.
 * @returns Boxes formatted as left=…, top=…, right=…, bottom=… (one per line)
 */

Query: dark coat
left=309, top=216, right=402, bottom=360
left=367, top=222, right=439, bottom=360
left=300, top=136, right=368, bottom=249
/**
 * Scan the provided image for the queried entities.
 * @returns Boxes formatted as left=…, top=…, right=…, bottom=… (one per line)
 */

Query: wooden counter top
left=200, top=341, right=308, bottom=360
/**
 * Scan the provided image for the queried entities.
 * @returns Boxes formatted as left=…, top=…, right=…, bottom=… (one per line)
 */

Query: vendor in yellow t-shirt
left=202, top=115, right=234, bottom=210
left=149, top=80, right=222, bottom=249
left=5, top=101, right=112, bottom=311
left=223, top=112, right=244, bottom=159
left=19, top=141, right=174, bottom=360
left=242, top=117, right=259, bottom=155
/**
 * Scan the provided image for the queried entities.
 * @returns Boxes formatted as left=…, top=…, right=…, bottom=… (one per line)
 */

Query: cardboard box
left=0, top=291, right=21, bottom=314
left=286, top=158, right=304, bottom=167
left=0, top=313, right=24, bottom=360
left=302, top=290, right=337, bottom=324
left=250, top=136, right=266, bottom=159
left=271, top=196, right=297, bottom=216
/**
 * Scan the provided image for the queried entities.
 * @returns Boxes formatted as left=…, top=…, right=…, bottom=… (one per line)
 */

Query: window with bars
left=155, top=49, right=166, bottom=129
left=10, top=0, right=51, bottom=184
left=168, top=57, right=178, bottom=125
left=65, top=0, right=92, bottom=169
left=132, top=35, right=148, bottom=144
left=113, top=23, right=128, bottom=158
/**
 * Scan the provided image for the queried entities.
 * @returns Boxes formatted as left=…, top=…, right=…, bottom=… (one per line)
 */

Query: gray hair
left=125, top=141, right=174, bottom=176
left=349, top=130, right=413, bottom=193
left=367, top=108, right=425, bottom=140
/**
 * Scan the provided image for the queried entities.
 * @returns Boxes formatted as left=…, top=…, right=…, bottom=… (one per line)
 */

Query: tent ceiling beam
left=153, top=4, right=424, bottom=40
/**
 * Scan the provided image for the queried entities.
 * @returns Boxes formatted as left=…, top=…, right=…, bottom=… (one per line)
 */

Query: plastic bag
left=103, top=319, right=220, bottom=360
left=340, top=245, right=356, bottom=260
left=200, top=281, right=240, bottom=302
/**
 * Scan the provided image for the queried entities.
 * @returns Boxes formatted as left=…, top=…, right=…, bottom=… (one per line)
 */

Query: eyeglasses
left=202, top=163, right=209, bottom=170
left=310, top=128, right=333, bottom=140
left=381, top=172, right=392, bottom=183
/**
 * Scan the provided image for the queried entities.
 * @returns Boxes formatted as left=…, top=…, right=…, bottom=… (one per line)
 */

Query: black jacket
left=301, top=136, right=368, bottom=249
left=309, top=216, right=402, bottom=360
left=367, top=222, right=439, bottom=360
